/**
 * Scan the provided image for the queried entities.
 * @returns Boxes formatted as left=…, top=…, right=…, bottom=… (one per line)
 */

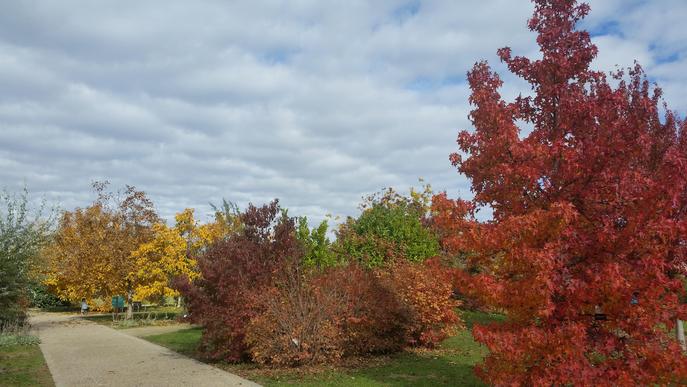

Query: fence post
left=677, top=319, right=686, bottom=352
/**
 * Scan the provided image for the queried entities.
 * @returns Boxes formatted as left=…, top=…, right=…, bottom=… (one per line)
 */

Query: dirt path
left=30, top=313, right=260, bottom=387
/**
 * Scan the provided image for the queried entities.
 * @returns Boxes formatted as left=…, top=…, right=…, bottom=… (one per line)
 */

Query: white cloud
left=590, top=35, right=654, bottom=71
left=0, top=0, right=684, bottom=226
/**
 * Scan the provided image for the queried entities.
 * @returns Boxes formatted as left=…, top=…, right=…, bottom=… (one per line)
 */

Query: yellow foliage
left=200, top=203, right=242, bottom=243
left=130, top=208, right=231, bottom=301
left=42, top=183, right=159, bottom=307
left=43, top=204, right=147, bottom=304
left=43, top=191, right=242, bottom=306
left=131, top=221, right=198, bottom=301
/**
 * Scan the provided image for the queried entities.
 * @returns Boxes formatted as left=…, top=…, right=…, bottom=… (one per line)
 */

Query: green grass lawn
left=147, top=326, right=204, bottom=356
left=0, top=343, right=54, bottom=386
left=145, top=310, right=504, bottom=386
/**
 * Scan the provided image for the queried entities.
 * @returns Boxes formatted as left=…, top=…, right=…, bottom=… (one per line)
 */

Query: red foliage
left=430, top=192, right=475, bottom=255
left=438, top=0, right=687, bottom=384
left=431, top=193, right=494, bottom=311
left=175, top=200, right=302, bottom=362
left=244, top=263, right=410, bottom=364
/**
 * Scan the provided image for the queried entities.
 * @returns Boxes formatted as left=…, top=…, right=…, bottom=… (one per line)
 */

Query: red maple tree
left=439, top=0, right=687, bottom=384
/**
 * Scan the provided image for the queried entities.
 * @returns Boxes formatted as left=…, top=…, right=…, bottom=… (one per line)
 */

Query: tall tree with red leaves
left=442, top=0, right=687, bottom=384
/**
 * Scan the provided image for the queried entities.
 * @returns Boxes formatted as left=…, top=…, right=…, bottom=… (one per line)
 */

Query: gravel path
left=30, top=313, right=260, bottom=387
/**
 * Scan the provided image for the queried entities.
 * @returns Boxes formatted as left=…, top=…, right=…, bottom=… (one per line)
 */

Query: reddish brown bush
left=311, top=259, right=460, bottom=357
left=175, top=200, right=301, bottom=362
left=246, top=263, right=409, bottom=365
left=245, top=263, right=344, bottom=366
left=327, top=263, right=410, bottom=356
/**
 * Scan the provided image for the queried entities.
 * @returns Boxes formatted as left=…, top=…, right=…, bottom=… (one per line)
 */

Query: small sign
left=111, top=296, right=125, bottom=309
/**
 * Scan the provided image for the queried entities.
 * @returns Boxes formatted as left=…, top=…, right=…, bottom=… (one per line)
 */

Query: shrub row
left=178, top=200, right=462, bottom=366
left=247, top=258, right=461, bottom=366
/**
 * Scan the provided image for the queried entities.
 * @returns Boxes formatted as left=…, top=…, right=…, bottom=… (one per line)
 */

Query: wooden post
left=677, top=319, right=686, bottom=352
left=126, top=290, right=134, bottom=320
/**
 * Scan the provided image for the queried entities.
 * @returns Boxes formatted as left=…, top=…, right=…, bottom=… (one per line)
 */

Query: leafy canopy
left=131, top=209, right=200, bottom=301
left=132, top=205, right=242, bottom=302
left=176, top=199, right=302, bottom=362
left=336, top=185, right=440, bottom=268
left=438, top=0, right=687, bottom=384
left=44, top=182, right=159, bottom=310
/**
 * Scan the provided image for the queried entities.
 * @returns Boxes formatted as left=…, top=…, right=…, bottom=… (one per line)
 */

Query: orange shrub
left=383, top=258, right=462, bottom=347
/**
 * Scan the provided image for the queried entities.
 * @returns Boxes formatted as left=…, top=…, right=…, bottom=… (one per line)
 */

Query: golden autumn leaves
left=41, top=183, right=239, bottom=310
left=132, top=209, right=232, bottom=301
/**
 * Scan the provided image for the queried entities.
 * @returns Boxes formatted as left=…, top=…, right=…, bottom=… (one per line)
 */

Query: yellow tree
left=132, top=204, right=243, bottom=305
left=44, top=182, right=159, bottom=318
left=132, top=209, right=202, bottom=303
left=43, top=204, right=117, bottom=304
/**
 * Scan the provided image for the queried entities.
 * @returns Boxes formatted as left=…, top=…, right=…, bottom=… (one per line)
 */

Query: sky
left=1, top=0, right=686, bottom=226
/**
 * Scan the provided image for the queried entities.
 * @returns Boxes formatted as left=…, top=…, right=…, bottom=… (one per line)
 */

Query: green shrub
left=28, top=281, right=69, bottom=308
left=336, top=187, right=440, bottom=268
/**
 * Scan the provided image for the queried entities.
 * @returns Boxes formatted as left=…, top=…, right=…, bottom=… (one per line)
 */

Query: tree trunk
left=677, top=319, right=686, bottom=351
left=176, top=296, right=182, bottom=308
left=126, top=290, right=134, bottom=320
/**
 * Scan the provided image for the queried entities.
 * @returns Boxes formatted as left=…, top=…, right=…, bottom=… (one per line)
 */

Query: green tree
left=297, top=217, right=337, bottom=268
left=336, top=186, right=439, bottom=268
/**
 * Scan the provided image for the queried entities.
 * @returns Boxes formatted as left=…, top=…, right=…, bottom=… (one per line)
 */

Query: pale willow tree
left=0, top=189, right=52, bottom=327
